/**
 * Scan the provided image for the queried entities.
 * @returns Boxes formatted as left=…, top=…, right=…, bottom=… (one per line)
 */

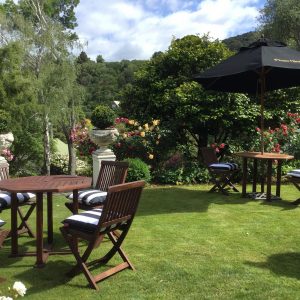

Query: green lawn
left=0, top=184, right=300, bottom=299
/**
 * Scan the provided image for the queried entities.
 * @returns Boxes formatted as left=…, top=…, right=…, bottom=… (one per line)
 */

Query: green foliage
left=121, top=34, right=260, bottom=159
left=91, top=105, right=116, bottom=129
left=223, top=31, right=260, bottom=52
left=123, top=158, right=151, bottom=183
left=50, top=153, right=92, bottom=176
left=0, top=109, right=11, bottom=134
left=259, top=0, right=300, bottom=49
left=111, top=118, right=167, bottom=165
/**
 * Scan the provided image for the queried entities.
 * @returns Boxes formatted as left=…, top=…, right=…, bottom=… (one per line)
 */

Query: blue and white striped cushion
left=209, top=163, right=238, bottom=171
left=62, top=209, right=126, bottom=233
left=287, top=169, right=300, bottom=178
left=66, top=189, right=107, bottom=206
left=0, top=219, right=5, bottom=227
left=0, top=192, right=35, bottom=210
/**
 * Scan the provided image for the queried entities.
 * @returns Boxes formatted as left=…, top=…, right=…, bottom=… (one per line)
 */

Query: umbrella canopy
left=194, top=38, right=300, bottom=153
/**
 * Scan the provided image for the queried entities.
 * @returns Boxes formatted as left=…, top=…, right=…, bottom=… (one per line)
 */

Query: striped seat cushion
left=0, top=219, right=5, bottom=227
left=66, top=189, right=107, bottom=206
left=209, top=163, right=238, bottom=171
left=0, top=192, right=35, bottom=210
left=62, top=209, right=125, bottom=233
left=287, top=169, right=300, bottom=178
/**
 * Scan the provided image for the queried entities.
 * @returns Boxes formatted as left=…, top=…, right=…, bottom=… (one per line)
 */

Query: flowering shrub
left=1, top=148, right=14, bottom=162
left=253, top=112, right=300, bottom=154
left=210, top=143, right=230, bottom=160
left=50, top=153, right=92, bottom=176
left=111, top=118, right=162, bottom=164
left=70, top=119, right=97, bottom=161
left=0, top=281, right=27, bottom=299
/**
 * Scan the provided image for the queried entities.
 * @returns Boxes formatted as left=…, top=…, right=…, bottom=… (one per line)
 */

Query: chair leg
left=6, top=204, right=36, bottom=239
left=61, top=225, right=134, bottom=290
left=17, top=205, right=36, bottom=237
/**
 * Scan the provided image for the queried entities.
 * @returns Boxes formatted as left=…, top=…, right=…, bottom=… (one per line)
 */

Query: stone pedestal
left=92, top=149, right=116, bottom=187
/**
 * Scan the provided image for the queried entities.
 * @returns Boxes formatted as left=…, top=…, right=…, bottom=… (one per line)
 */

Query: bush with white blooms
left=0, top=281, right=27, bottom=299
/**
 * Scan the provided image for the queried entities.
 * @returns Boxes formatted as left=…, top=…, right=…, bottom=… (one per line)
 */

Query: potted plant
left=0, top=109, right=14, bottom=161
left=89, top=105, right=118, bottom=153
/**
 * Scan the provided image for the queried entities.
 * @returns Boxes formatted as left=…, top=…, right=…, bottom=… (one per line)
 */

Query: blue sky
left=0, top=0, right=266, bottom=61
left=75, top=0, right=266, bottom=61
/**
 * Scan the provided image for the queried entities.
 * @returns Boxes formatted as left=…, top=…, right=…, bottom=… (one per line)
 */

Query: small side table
left=234, top=152, right=294, bottom=201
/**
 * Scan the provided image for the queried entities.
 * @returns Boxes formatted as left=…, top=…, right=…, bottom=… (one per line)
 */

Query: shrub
left=91, top=105, right=117, bottom=129
left=123, top=158, right=151, bottom=183
left=0, top=109, right=11, bottom=134
left=152, top=160, right=210, bottom=184
left=111, top=118, right=167, bottom=165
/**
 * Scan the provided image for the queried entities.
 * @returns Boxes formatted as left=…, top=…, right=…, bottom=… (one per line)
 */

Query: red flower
left=219, top=143, right=225, bottom=149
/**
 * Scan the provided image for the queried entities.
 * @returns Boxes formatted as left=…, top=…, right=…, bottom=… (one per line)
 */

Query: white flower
left=0, top=297, right=13, bottom=300
left=12, top=281, right=26, bottom=297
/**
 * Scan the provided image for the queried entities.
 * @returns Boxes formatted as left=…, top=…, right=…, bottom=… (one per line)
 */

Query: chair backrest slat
left=0, top=162, right=9, bottom=181
left=200, top=147, right=218, bottom=167
left=98, top=181, right=145, bottom=233
left=96, top=161, right=128, bottom=191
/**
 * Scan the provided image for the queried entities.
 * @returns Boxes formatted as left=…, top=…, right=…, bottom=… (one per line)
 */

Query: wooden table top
left=0, top=175, right=92, bottom=193
left=234, top=151, right=294, bottom=160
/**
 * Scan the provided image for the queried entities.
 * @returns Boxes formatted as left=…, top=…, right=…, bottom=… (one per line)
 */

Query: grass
left=0, top=184, right=300, bottom=299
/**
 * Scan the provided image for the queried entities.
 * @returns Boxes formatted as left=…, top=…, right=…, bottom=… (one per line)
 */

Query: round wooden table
left=234, top=152, right=294, bottom=201
left=0, top=175, right=92, bottom=267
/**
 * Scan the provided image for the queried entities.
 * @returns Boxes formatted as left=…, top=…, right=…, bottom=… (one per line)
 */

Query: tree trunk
left=67, top=137, right=76, bottom=175
left=43, top=112, right=51, bottom=175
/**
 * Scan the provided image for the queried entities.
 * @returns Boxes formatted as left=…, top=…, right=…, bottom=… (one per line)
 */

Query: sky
left=75, top=0, right=266, bottom=61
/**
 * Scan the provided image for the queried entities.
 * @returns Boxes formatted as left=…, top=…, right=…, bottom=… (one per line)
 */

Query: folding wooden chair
left=201, top=147, right=239, bottom=195
left=0, top=161, right=36, bottom=238
left=60, top=180, right=145, bottom=290
left=65, top=160, right=129, bottom=212
left=287, top=169, right=300, bottom=205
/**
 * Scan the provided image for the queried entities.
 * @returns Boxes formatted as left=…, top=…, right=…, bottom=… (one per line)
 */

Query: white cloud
left=74, top=0, right=263, bottom=61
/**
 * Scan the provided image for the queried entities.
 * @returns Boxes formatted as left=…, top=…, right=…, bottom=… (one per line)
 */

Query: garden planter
left=89, top=128, right=119, bottom=153
left=89, top=128, right=119, bottom=187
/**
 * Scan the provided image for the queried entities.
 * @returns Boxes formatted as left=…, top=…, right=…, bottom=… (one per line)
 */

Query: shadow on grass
left=137, top=186, right=251, bottom=217
left=137, top=185, right=298, bottom=217
left=245, top=252, right=300, bottom=280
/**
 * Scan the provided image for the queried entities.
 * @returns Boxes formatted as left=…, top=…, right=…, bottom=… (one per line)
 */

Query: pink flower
left=256, top=127, right=261, bottom=132
left=219, top=143, right=225, bottom=149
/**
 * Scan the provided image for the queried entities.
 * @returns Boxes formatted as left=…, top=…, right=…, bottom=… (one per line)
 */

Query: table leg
left=72, top=189, right=79, bottom=214
left=266, top=160, right=272, bottom=202
left=242, top=158, right=247, bottom=197
left=276, top=160, right=282, bottom=197
left=47, top=192, right=53, bottom=245
left=252, top=159, right=257, bottom=193
left=10, top=193, right=18, bottom=257
left=36, top=192, right=44, bottom=267
left=260, top=162, right=265, bottom=193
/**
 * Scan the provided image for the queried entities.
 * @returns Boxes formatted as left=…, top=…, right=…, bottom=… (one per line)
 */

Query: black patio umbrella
left=194, top=37, right=300, bottom=153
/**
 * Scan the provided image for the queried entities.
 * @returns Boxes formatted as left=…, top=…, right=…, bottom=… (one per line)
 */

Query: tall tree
left=121, top=35, right=259, bottom=158
left=259, top=0, right=300, bottom=49
left=0, top=0, right=82, bottom=175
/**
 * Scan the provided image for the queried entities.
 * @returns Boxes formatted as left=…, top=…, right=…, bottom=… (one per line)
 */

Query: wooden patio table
left=234, top=152, right=294, bottom=201
left=0, top=175, right=92, bottom=268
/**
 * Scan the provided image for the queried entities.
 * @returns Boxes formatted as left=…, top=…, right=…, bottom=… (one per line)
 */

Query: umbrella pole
left=260, top=70, right=266, bottom=154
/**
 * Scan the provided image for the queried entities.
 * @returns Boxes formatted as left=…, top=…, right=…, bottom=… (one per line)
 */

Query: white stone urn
left=89, top=128, right=119, bottom=154
left=0, top=132, right=14, bottom=163
left=89, top=128, right=119, bottom=186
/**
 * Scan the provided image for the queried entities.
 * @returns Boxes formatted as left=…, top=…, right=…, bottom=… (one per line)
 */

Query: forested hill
left=222, top=31, right=260, bottom=52
left=79, top=31, right=260, bottom=114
